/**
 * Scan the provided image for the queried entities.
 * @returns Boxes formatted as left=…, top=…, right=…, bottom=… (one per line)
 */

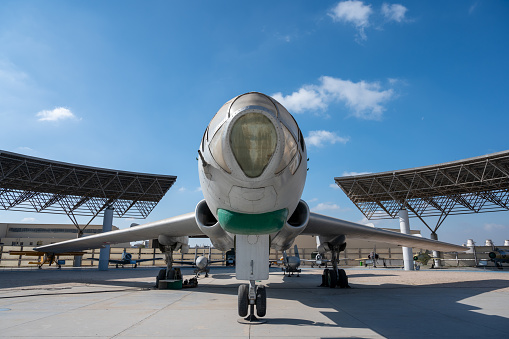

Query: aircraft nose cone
left=196, top=256, right=208, bottom=269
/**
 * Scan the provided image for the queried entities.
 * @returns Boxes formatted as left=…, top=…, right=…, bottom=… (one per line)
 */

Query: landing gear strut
left=320, top=246, right=350, bottom=289
left=156, top=248, right=179, bottom=288
left=237, top=280, right=267, bottom=324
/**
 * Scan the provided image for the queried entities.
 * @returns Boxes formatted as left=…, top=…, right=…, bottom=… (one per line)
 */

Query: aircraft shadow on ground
left=200, top=271, right=509, bottom=336
left=267, top=279, right=509, bottom=336
left=2, top=267, right=509, bottom=337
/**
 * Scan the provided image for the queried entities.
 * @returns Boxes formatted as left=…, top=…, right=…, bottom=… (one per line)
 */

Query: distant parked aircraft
left=9, top=250, right=85, bottom=269
left=489, top=248, right=508, bottom=269
left=92, top=249, right=161, bottom=268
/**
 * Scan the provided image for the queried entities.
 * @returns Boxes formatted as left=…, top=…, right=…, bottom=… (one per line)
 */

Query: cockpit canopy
left=204, top=92, right=305, bottom=179
left=230, top=113, right=277, bottom=178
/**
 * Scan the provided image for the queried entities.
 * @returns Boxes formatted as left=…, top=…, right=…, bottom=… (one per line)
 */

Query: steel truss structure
left=335, top=150, right=509, bottom=234
left=0, top=150, right=176, bottom=231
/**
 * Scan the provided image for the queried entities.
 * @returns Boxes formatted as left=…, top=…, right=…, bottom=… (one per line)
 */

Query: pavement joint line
left=0, top=287, right=145, bottom=299
left=110, top=289, right=193, bottom=338
left=0, top=287, right=139, bottom=332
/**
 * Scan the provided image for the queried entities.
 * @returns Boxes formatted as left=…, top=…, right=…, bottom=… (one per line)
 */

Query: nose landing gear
left=237, top=280, right=267, bottom=324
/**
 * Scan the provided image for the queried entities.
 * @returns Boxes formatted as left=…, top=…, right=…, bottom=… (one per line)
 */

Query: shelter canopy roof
left=335, top=150, right=509, bottom=224
left=0, top=150, right=176, bottom=225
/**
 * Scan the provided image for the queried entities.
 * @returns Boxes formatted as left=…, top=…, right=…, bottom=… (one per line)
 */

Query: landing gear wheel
left=134, top=263, right=137, bottom=268
left=238, top=284, right=249, bottom=317
left=255, top=286, right=267, bottom=317
left=328, top=268, right=337, bottom=288
left=156, top=268, right=166, bottom=288
left=337, top=269, right=349, bottom=288
left=322, top=268, right=330, bottom=287
left=116, top=264, right=119, bottom=268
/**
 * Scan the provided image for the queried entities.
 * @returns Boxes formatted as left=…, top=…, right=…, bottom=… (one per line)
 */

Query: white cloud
left=273, top=76, right=395, bottom=120
left=17, top=146, right=35, bottom=154
left=36, top=107, right=78, bottom=122
left=321, top=76, right=394, bottom=120
left=178, top=186, right=202, bottom=193
left=469, top=2, right=479, bottom=15
left=21, top=217, right=37, bottom=223
left=305, top=130, right=349, bottom=148
left=311, top=202, right=340, bottom=212
left=0, top=60, right=29, bottom=88
left=382, top=3, right=408, bottom=22
left=342, top=171, right=372, bottom=176
left=329, top=1, right=373, bottom=40
left=272, top=87, right=326, bottom=114
left=483, top=223, right=507, bottom=232
left=329, top=184, right=340, bottom=190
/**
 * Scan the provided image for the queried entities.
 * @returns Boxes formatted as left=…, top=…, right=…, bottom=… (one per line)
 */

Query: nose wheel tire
left=238, top=284, right=249, bottom=317
left=238, top=283, right=267, bottom=324
left=255, top=286, right=267, bottom=317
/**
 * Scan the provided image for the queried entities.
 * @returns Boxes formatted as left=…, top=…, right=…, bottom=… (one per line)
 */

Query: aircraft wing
left=173, top=260, right=196, bottom=265
left=34, top=213, right=201, bottom=253
left=33, top=210, right=465, bottom=254
left=134, top=258, right=162, bottom=263
left=303, top=212, right=465, bottom=252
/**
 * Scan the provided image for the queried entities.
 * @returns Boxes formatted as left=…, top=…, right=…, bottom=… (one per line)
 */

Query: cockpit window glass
left=208, top=100, right=231, bottom=136
left=230, top=93, right=277, bottom=117
left=275, top=124, right=298, bottom=174
left=209, top=124, right=231, bottom=173
left=289, top=151, right=301, bottom=175
left=273, top=101, right=299, bottom=138
left=230, top=113, right=277, bottom=178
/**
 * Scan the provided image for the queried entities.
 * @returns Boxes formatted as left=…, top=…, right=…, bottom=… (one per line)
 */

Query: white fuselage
left=197, top=92, right=308, bottom=236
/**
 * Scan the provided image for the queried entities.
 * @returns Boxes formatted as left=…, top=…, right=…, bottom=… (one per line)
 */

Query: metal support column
left=431, top=232, right=442, bottom=268
left=399, top=209, right=414, bottom=271
left=73, top=230, right=84, bottom=267
left=98, top=206, right=114, bottom=271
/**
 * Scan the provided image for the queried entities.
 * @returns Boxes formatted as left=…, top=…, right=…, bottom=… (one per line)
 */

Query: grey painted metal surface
left=304, top=212, right=465, bottom=252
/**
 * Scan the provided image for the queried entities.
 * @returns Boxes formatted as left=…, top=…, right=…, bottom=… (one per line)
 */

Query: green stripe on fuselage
left=217, top=208, right=288, bottom=235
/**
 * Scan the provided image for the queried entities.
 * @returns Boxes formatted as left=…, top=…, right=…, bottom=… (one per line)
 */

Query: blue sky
left=1, top=1, right=508, bottom=246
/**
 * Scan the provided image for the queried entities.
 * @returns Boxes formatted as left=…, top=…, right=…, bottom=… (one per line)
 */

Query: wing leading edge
left=303, top=212, right=465, bottom=253
left=34, top=212, right=201, bottom=253
left=34, top=210, right=465, bottom=254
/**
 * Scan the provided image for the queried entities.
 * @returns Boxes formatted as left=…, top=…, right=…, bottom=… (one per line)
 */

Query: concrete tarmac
left=0, top=266, right=508, bottom=338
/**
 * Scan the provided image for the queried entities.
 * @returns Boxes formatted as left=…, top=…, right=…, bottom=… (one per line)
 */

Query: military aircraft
left=91, top=249, right=161, bottom=268
left=413, top=250, right=444, bottom=269
left=33, top=92, right=465, bottom=322
left=9, top=250, right=85, bottom=269
left=306, top=253, right=329, bottom=268
left=281, top=245, right=302, bottom=277
left=174, top=246, right=225, bottom=277
left=488, top=248, right=508, bottom=269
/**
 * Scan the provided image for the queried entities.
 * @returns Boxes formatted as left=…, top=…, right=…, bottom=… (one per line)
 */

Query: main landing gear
left=320, top=246, right=350, bottom=289
left=237, top=280, right=267, bottom=324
